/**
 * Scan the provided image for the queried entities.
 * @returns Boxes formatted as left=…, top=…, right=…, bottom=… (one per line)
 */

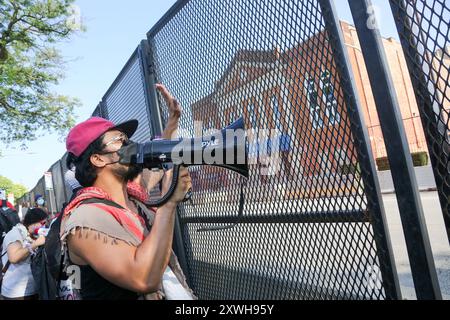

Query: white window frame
left=319, top=69, right=341, bottom=126
left=304, top=73, right=324, bottom=129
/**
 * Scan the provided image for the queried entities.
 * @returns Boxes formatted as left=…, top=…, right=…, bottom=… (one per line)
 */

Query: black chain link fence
left=148, top=0, right=398, bottom=300
left=91, top=103, right=104, bottom=118
left=389, top=0, right=450, bottom=243
left=16, top=0, right=440, bottom=300
left=102, top=46, right=154, bottom=143
left=49, top=160, right=66, bottom=213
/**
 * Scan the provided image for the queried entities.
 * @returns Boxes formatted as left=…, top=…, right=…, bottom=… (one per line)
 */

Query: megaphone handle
left=145, top=165, right=181, bottom=207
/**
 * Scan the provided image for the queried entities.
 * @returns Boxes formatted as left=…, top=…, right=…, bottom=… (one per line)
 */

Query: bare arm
left=67, top=168, right=191, bottom=294
left=6, top=236, right=45, bottom=264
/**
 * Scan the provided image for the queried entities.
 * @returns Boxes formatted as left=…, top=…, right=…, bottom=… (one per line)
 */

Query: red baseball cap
left=66, top=117, right=138, bottom=157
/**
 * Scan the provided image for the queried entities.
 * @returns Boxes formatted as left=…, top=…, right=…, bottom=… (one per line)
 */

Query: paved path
left=185, top=190, right=450, bottom=300
left=382, top=191, right=450, bottom=300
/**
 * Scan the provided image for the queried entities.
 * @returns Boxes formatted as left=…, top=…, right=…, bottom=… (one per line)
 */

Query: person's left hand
left=32, top=236, right=46, bottom=249
left=155, top=83, right=181, bottom=120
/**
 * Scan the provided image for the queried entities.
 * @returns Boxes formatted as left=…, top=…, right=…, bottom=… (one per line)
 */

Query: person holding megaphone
left=60, top=84, right=196, bottom=300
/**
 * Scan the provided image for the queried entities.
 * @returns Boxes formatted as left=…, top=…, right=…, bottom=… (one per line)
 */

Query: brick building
left=191, top=21, right=447, bottom=189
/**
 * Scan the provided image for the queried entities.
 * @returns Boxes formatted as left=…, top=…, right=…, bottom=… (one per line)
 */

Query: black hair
left=23, top=208, right=48, bottom=228
left=67, top=134, right=106, bottom=187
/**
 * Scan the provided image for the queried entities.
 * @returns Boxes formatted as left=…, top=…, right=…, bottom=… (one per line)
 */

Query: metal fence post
left=389, top=0, right=450, bottom=245
left=318, top=0, right=402, bottom=300
left=139, top=40, right=164, bottom=137
left=140, top=38, right=192, bottom=285
left=99, top=100, right=109, bottom=120
left=348, top=0, right=442, bottom=300
left=58, top=158, right=69, bottom=204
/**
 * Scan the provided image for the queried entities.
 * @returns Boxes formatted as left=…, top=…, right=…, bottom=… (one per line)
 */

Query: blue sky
left=0, top=0, right=177, bottom=189
left=0, top=0, right=399, bottom=190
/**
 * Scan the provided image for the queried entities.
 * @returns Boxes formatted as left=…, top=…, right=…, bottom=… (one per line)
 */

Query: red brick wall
left=191, top=21, right=432, bottom=185
left=343, top=21, right=429, bottom=159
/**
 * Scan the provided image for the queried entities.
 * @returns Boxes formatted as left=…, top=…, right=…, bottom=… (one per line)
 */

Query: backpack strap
left=1, top=249, right=10, bottom=274
left=2, top=261, right=10, bottom=274
left=76, top=197, right=146, bottom=240
left=56, top=247, right=66, bottom=296
left=80, top=198, right=125, bottom=210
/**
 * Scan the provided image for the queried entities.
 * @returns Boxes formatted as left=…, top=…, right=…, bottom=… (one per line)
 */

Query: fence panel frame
left=348, top=0, right=442, bottom=300
left=388, top=0, right=450, bottom=245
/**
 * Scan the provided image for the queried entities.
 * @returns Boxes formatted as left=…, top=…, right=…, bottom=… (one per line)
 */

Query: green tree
left=0, top=174, right=27, bottom=201
left=0, top=0, right=85, bottom=146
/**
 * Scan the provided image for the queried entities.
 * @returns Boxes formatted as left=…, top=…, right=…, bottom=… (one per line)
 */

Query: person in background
left=0, top=189, right=15, bottom=210
left=49, top=167, right=83, bottom=226
left=0, top=190, right=20, bottom=243
left=34, top=194, right=55, bottom=227
left=1, top=208, right=47, bottom=300
left=34, top=194, right=46, bottom=210
left=64, top=167, right=83, bottom=199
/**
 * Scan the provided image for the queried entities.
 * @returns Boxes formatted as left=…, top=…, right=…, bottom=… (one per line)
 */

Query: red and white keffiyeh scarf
left=62, top=181, right=155, bottom=241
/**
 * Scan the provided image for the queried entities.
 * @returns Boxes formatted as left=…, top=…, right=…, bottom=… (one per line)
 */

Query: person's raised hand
left=155, top=83, right=181, bottom=120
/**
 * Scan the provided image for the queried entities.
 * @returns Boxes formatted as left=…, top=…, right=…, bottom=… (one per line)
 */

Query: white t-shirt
left=162, top=266, right=193, bottom=300
left=1, top=225, right=37, bottom=298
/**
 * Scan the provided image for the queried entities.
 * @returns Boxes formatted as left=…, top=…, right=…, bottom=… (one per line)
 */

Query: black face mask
left=101, top=139, right=133, bottom=165
left=102, top=140, right=143, bottom=181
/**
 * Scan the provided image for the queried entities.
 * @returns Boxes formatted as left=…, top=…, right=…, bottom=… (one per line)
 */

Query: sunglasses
left=103, top=132, right=129, bottom=148
left=98, top=132, right=130, bottom=155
